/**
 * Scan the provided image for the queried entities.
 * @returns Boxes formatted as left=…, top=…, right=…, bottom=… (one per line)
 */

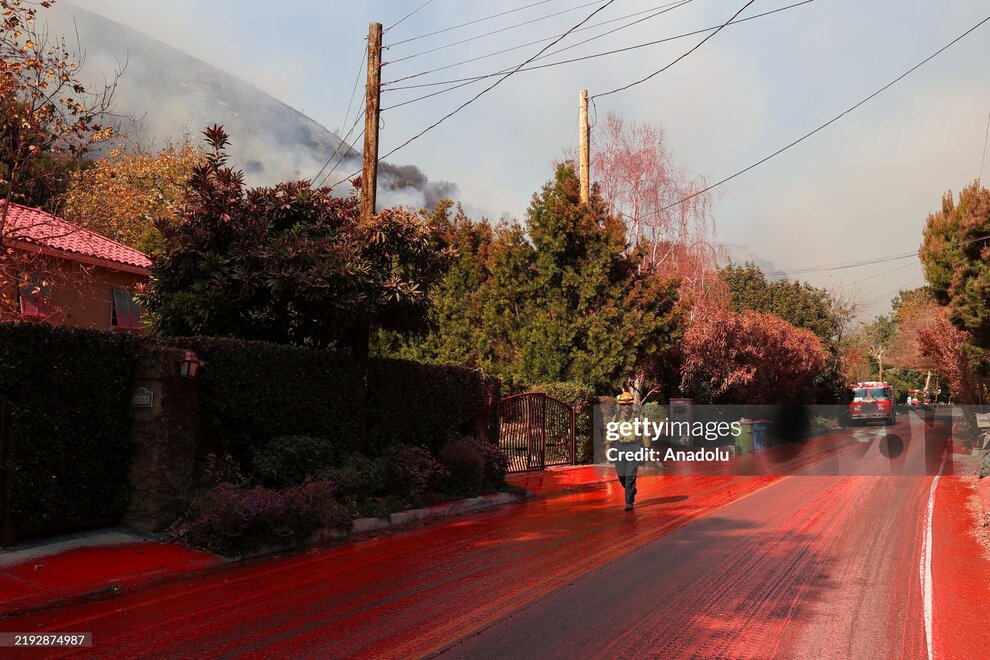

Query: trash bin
left=736, top=418, right=754, bottom=453
left=753, top=420, right=770, bottom=451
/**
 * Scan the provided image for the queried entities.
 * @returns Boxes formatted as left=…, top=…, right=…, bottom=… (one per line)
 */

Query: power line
left=382, top=1, right=815, bottom=96
left=766, top=233, right=990, bottom=277
left=312, top=44, right=366, bottom=185
left=377, top=0, right=621, bottom=167
left=388, top=0, right=557, bottom=47
left=386, top=0, right=608, bottom=65
left=385, top=0, right=689, bottom=74
left=592, top=0, right=755, bottom=100
left=385, top=0, right=436, bottom=33
left=648, top=12, right=990, bottom=217
left=863, top=276, right=925, bottom=308
left=317, top=113, right=365, bottom=189
left=766, top=253, right=918, bottom=277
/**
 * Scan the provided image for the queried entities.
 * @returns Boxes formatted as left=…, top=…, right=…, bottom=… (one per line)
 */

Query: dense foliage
left=174, top=479, right=352, bottom=558
left=163, top=336, right=363, bottom=453
left=145, top=126, right=450, bottom=350
left=0, top=323, right=136, bottom=537
left=381, top=164, right=684, bottom=393
left=919, top=183, right=990, bottom=399
left=720, top=262, right=846, bottom=343
left=680, top=306, right=827, bottom=404
left=367, top=357, right=498, bottom=454
left=64, top=140, right=204, bottom=253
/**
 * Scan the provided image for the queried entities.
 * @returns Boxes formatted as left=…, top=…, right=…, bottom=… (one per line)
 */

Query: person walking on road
left=611, top=391, right=650, bottom=511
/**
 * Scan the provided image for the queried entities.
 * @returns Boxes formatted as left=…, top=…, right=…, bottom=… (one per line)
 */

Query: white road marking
left=921, top=451, right=946, bottom=660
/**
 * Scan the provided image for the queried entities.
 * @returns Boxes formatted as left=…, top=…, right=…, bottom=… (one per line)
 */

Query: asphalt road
left=2, top=411, right=986, bottom=659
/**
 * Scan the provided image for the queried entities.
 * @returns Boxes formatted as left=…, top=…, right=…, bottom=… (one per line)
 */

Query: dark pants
left=613, top=441, right=641, bottom=506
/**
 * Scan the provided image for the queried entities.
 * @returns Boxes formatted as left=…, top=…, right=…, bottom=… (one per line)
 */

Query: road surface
left=2, top=410, right=988, bottom=658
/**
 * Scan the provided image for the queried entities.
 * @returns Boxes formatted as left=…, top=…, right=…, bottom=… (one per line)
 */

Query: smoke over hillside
left=45, top=2, right=457, bottom=210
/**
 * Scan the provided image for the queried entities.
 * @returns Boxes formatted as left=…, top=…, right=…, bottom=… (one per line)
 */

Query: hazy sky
left=69, top=0, right=990, bottom=318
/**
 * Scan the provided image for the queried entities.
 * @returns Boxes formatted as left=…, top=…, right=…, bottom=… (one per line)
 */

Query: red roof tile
left=1, top=201, right=151, bottom=272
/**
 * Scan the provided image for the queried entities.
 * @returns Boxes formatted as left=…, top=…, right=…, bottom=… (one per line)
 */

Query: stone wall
left=123, top=345, right=200, bottom=532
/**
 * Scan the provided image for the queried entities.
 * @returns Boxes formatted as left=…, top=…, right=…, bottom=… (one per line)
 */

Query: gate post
left=0, top=393, right=14, bottom=547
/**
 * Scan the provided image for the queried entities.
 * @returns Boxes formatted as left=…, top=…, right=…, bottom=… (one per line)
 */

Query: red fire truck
left=849, top=381, right=896, bottom=426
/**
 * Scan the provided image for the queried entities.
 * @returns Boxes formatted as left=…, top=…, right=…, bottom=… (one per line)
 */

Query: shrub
left=251, top=436, right=336, bottom=488
left=384, top=443, right=449, bottom=505
left=458, top=437, right=508, bottom=490
left=173, top=479, right=351, bottom=557
left=321, top=444, right=448, bottom=516
left=529, top=382, right=595, bottom=463
left=437, top=440, right=486, bottom=497
left=201, top=452, right=247, bottom=488
left=0, top=323, right=137, bottom=538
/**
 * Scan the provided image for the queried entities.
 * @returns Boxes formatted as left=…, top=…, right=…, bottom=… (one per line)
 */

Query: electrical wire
left=385, top=0, right=688, bottom=71
left=765, top=234, right=990, bottom=277
left=592, top=0, right=754, bottom=100
left=648, top=12, right=990, bottom=217
left=385, top=0, right=436, bottom=33
left=317, top=115, right=365, bottom=189
left=382, top=1, right=815, bottom=95
left=862, top=276, right=925, bottom=308
left=377, top=0, right=620, bottom=168
left=387, top=0, right=608, bottom=65
left=312, top=45, right=367, bottom=185
left=389, top=0, right=559, bottom=47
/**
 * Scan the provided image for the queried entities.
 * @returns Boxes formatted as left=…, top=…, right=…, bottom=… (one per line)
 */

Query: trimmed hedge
left=368, top=358, right=498, bottom=454
left=1, top=326, right=500, bottom=543
left=0, top=323, right=137, bottom=537
left=158, top=337, right=364, bottom=454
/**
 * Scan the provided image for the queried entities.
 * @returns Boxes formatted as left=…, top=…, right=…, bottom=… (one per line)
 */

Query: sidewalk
left=0, top=486, right=543, bottom=618
left=0, top=528, right=219, bottom=616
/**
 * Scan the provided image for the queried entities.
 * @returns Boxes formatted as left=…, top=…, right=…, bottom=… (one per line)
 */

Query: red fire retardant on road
left=931, top=475, right=990, bottom=659
left=0, top=542, right=218, bottom=616
left=0, top=413, right=988, bottom=658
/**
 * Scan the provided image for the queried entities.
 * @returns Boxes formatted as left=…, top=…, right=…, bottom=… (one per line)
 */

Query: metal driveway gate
left=499, top=393, right=575, bottom=473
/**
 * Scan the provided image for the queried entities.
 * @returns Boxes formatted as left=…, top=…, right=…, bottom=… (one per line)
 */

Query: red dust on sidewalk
left=0, top=540, right=218, bottom=616
left=932, top=474, right=990, bottom=659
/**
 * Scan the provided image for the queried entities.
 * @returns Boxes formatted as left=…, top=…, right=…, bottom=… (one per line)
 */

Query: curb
left=0, top=490, right=531, bottom=618
left=207, top=490, right=531, bottom=562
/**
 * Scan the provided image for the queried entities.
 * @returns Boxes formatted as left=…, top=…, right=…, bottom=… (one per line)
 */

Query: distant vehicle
left=849, top=381, right=896, bottom=425
left=906, top=389, right=933, bottom=408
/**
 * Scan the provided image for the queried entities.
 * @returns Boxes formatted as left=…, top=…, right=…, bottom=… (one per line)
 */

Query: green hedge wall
left=0, top=326, right=498, bottom=540
left=0, top=323, right=137, bottom=537
left=159, top=341, right=497, bottom=458
left=158, top=337, right=365, bottom=454
left=368, top=358, right=497, bottom=454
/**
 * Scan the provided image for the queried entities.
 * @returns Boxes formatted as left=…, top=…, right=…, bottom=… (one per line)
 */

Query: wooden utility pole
left=361, top=22, right=383, bottom=226
left=579, top=89, right=590, bottom=204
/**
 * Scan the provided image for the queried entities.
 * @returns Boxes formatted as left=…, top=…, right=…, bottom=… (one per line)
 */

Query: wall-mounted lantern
left=178, top=350, right=204, bottom=379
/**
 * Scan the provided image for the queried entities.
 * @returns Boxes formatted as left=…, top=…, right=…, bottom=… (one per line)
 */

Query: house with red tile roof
left=1, top=201, right=151, bottom=330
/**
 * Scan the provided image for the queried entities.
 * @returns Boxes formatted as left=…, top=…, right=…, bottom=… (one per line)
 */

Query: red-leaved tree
left=680, top=305, right=827, bottom=404
left=592, top=113, right=721, bottom=301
